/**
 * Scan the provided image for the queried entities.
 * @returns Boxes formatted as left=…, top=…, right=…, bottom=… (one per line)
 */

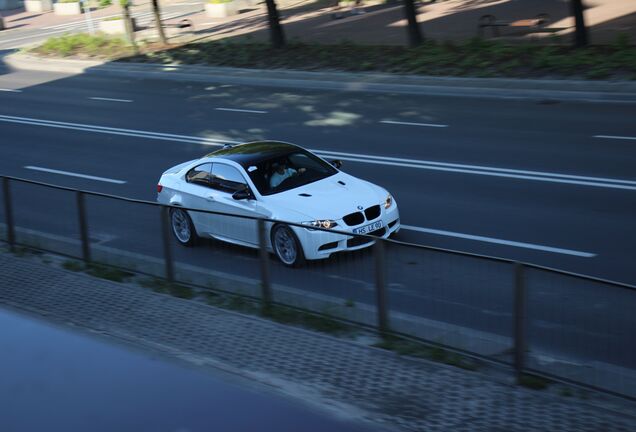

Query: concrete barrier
left=99, top=18, right=136, bottom=35
left=205, top=1, right=239, bottom=18
left=25, top=0, right=54, bottom=12
left=54, top=1, right=82, bottom=15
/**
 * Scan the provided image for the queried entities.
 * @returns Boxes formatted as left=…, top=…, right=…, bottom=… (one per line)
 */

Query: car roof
left=205, top=141, right=301, bottom=168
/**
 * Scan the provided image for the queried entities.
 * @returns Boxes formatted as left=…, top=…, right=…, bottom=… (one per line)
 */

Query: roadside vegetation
left=28, top=33, right=134, bottom=59
left=134, top=35, right=635, bottom=80
left=28, top=33, right=636, bottom=80
left=374, top=336, right=480, bottom=371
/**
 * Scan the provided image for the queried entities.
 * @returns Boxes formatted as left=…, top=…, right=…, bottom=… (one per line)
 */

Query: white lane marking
left=24, top=166, right=127, bottom=184
left=0, top=89, right=22, bottom=93
left=89, top=97, right=133, bottom=103
left=380, top=120, right=448, bottom=128
left=2, top=114, right=633, bottom=191
left=215, top=107, right=268, bottom=114
left=0, top=28, right=75, bottom=44
left=0, top=114, right=238, bottom=146
left=319, top=154, right=636, bottom=191
left=43, top=15, right=124, bottom=29
left=594, top=135, right=636, bottom=141
left=316, top=149, right=636, bottom=190
left=401, top=225, right=596, bottom=258
left=317, top=149, right=636, bottom=186
left=41, top=11, right=166, bottom=30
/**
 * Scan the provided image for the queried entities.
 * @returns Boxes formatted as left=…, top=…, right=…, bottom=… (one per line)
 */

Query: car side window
left=210, top=163, right=248, bottom=193
left=186, top=163, right=212, bottom=187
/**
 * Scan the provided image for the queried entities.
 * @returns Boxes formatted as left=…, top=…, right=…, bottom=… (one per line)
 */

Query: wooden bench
left=478, top=13, right=550, bottom=38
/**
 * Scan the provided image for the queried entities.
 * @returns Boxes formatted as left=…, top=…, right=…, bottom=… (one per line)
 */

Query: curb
left=5, top=53, right=636, bottom=103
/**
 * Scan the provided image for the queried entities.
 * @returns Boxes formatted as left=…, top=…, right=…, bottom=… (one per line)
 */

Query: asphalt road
left=0, top=3, right=203, bottom=50
left=0, top=64, right=635, bottom=372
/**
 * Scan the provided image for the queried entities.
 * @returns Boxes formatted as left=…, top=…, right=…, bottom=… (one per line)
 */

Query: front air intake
left=343, top=212, right=364, bottom=226
left=364, top=205, right=381, bottom=221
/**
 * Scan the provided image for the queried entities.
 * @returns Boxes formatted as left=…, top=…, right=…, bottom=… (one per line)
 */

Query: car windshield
left=246, top=149, right=338, bottom=196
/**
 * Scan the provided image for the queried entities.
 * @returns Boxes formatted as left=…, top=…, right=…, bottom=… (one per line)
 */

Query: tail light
left=157, top=184, right=163, bottom=193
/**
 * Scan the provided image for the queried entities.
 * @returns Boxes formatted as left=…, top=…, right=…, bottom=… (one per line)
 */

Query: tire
left=271, top=224, right=305, bottom=267
left=170, top=208, right=197, bottom=247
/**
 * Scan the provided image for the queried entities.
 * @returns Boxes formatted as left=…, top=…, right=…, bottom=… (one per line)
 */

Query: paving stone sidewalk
left=1, top=251, right=635, bottom=432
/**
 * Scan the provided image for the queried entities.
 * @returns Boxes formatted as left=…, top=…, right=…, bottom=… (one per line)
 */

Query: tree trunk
left=571, top=0, right=588, bottom=47
left=122, top=3, right=138, bottom=53
left=151, top=0, right=167, bottom=45
left=264, top=0, right=285, bottom=48
left=403, top=0, right=423, bottom=47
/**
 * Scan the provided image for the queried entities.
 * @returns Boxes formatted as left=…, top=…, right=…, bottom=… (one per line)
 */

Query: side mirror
left=232, top=188, right=252, bottom=201
left=330, top=159, right=342, bottom=169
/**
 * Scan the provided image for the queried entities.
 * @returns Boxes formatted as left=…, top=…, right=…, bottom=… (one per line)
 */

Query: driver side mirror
left=232, top=188, right=253, bottom=201
left=330, top=159, right=343, bottom=169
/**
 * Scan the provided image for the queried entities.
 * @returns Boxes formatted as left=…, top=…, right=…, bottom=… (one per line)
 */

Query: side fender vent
left=298, top=193, right=312, bottom=197
left=338, top=180, right=346, bottom=186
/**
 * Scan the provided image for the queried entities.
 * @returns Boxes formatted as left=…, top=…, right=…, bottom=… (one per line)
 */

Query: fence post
left=258, top=218, right=272, bottom=312
left=76, top=191, right=91, bottom=264
left=374, top=239, right=389, bottom=335
left=2, top=177, right=15, bottom=251
left=513, top=262, right=527, bottom=382
left=160, top=206, right=175, bottom=282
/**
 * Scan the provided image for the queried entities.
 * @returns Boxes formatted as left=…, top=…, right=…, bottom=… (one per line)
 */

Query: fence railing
left=1, top=175, right=635, bottom=399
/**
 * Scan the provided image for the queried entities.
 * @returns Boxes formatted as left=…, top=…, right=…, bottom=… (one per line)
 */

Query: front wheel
left=271, top=224, right=305, bottom=267
left=170, top=208, right=197, bottom=247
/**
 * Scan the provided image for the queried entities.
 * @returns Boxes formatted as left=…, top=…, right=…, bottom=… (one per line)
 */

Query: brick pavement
left=3, top=1, right=635, bottom=45
left=1, top=250, right=635, bottom=431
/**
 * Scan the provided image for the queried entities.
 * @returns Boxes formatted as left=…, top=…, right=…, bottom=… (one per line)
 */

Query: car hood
left=263, top=173, right=386, bottom=221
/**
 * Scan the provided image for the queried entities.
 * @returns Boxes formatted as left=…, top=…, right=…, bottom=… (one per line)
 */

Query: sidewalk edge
left=5, top=53, right=636, bottom=102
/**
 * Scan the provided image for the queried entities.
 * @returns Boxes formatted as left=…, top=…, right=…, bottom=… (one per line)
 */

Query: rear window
left=186, top=163, right=212, bottom=186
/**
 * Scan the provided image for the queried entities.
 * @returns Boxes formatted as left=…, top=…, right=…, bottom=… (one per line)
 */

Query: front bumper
left=294, top=204, right=400, bottom=260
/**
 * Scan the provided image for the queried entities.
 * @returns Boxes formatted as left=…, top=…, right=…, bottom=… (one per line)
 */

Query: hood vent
left=298, top=193, right=312, bottom=197
left=337, top=180, right=346, bottom=186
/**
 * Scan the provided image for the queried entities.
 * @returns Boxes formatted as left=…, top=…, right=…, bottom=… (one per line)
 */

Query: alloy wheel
left=171, top=209, right=192, bottom=244
left=274, top=226, right=298, bottom=265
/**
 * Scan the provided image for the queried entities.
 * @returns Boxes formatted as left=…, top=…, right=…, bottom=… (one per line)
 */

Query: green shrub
left=518, top=373, right=552, bottom=390
left=32, top=33, right=131, bottom=58
left=99, top=0, right=112, bottom=6
left=58, top=0, right=80, bottom=3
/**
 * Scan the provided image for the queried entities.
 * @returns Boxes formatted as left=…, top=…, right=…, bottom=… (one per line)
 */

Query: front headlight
left=302, top=220, right=338, bottom=230
left=384, top=194, right=393, bottom=209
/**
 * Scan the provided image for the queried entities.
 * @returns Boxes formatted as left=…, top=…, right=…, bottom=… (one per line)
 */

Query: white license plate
left=353, top=220, right=383, bottom=235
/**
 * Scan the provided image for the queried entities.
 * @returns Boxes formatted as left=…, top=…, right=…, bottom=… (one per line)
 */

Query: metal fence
left=1, top=175, right=635, bottom=399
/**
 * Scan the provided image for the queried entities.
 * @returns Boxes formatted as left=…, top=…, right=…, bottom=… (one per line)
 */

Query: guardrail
left=1, top=174, right=635, bottom=399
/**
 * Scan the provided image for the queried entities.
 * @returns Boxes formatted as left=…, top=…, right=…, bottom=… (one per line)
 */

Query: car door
left=209, top=163, right=265, bottom=246
left=181, top=163, right=215, bottom=236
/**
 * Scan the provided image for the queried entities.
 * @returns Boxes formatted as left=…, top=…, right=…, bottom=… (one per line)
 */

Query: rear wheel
left=272, top=224, right=305, bottom=267
left=170, top=208, right=197, bottom=247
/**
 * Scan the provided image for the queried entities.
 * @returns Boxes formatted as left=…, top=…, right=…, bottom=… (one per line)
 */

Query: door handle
left=206, top=196, right=216, bottom=202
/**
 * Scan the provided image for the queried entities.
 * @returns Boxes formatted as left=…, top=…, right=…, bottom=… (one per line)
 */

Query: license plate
left=353, top=220, right=383, bottom=235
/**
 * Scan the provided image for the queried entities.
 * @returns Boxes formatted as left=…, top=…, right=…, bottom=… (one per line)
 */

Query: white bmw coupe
left=157, top=141, right=400, bottom=266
